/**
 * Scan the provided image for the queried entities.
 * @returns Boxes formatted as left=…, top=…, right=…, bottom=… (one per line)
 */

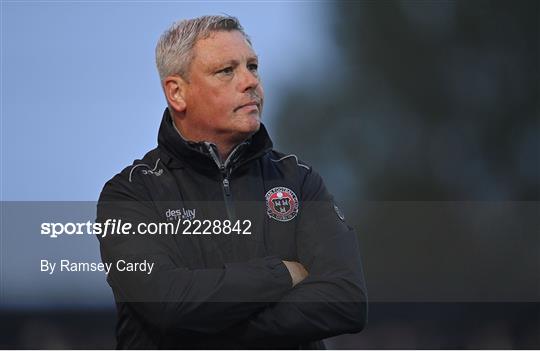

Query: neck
left=172, top=116, right=240, bottom=161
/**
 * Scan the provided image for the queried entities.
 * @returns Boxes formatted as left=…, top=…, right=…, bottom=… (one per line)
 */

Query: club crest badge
left=265, top=187, right=299, bottom=222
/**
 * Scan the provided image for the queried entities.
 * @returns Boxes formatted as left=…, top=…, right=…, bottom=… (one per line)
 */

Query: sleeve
left=229, top=169, right=368, bottom=347
left=96, top=174, right=293, bottom=334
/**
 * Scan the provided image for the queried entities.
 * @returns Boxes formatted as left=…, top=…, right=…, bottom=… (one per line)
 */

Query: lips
left=234, top=101, right=260, bottom=112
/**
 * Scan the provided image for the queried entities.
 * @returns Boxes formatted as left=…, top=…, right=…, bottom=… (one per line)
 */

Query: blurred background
left=1, top=0, right=539, bottom=349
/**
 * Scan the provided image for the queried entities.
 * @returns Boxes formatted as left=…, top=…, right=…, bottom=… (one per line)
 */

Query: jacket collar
left=157, top=108, right=273, bottom=173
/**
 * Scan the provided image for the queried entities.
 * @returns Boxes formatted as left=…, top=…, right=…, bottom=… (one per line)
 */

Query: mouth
left=234, top=101, right=260, bottom=112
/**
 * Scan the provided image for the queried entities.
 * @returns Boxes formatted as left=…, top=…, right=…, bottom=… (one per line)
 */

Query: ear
left=163, top=75, right=188, bottom=113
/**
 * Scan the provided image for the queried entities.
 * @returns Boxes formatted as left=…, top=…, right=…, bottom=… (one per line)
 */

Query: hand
left=282, top=260, right=309, bottom=287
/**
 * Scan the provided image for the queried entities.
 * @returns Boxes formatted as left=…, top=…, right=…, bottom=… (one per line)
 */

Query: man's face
left=183, top=30, right=264, bottom=142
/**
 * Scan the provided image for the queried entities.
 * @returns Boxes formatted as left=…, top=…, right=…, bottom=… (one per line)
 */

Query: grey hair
left=155, top=15, right=251, bottom=82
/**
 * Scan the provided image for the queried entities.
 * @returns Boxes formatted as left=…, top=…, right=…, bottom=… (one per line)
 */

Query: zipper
left=206, top=143, right=241, bottom=221
left=220, top=167, right=235, bottom=220
left=222, top=177, right=231, bottom=196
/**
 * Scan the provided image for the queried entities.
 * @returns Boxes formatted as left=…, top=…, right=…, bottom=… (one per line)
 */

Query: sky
left=1, top=1, right=338, bottom=201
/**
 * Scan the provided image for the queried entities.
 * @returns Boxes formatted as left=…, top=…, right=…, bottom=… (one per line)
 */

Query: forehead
left=192, top=30, right=257, bottom=68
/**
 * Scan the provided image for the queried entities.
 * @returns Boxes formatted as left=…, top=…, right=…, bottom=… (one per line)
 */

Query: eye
left=217, top=67, right=234, bottom=75
left=248, top=63, right=258, bottom=72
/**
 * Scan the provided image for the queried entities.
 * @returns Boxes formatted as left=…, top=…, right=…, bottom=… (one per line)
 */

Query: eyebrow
left=212, top=56, right=259, bottom=69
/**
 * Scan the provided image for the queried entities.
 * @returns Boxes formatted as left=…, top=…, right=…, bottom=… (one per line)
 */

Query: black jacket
left=96, top=109, right=367, bottom=349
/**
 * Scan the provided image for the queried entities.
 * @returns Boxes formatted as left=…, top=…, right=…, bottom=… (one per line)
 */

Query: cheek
left=202, top=84, right=233, bottom=105
left=256, top=85, right=264, bottom=100
left=209, top=95, right=235, bottom=114
left=190, top=87, right=227, bottom=112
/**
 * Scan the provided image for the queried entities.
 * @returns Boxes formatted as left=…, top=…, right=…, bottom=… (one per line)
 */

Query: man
left=97, top=15, right=367, bottom=349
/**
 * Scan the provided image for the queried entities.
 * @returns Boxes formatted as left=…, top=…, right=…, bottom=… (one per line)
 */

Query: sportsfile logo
left=165, top=208, right=196, bottom=222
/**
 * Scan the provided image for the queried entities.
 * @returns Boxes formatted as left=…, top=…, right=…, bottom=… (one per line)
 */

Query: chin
left=231, top=116, right=261, bottom=140
left=240, top=114, right=261, bottom=131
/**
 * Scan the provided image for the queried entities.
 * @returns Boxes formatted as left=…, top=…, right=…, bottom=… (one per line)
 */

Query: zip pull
left=222, top=178, right=231, bottom=196
left=206, top=142, right=224, bottom=170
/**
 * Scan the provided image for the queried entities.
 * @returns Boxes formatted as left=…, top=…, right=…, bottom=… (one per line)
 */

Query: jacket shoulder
left=266, top=150, right=332, bottom=202
left=98, top=148, right=162, bottom=202
left=264, top=150, right=320, bottom=199
left=267, top=150, right=312, bottom=174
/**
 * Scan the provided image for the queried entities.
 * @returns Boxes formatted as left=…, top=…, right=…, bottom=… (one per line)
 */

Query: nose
left=238, top=66, right=260, bottom=93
